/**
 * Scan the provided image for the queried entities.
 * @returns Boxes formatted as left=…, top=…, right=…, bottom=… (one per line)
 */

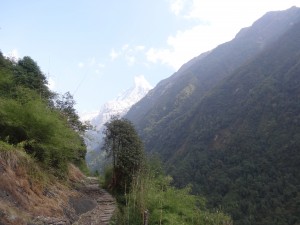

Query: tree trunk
left=143, top=210, right=149, bottom=225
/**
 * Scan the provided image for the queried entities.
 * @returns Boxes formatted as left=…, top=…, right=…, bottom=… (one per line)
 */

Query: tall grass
left=111, top=159, right=232, bottom=225
left=0, top=141, right=49, bottom=188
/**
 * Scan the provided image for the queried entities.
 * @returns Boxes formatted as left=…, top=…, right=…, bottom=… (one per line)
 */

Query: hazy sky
left=1, top=0, right=299, bottom=114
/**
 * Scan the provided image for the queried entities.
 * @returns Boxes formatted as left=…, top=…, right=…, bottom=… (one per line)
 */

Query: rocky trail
left=30, top=177, right=116, bottom=225
left=71, top=177, right=116, bottom=225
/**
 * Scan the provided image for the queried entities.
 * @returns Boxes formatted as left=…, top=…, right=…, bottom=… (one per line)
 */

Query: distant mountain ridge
left=84, top=76, right=152, bottom=171
left=127, top=7, right=300, bottom=132
left=125, top=7, right=300, bottom=225
left=85, top=75, right=152, bottom=151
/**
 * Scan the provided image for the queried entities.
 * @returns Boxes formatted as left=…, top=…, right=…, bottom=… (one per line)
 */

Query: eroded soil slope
left=0, top=150, right=115, bottom=225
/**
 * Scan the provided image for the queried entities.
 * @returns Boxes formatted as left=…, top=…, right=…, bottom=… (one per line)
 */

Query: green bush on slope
left=0, top=52, right=87, bottom=175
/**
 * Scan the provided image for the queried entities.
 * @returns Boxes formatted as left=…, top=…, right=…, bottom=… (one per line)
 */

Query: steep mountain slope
left=127, top=7, right=300, bottom=143
left=170, top=20, right=300, bottom=225
left=126, top=7, right=300, bottom=225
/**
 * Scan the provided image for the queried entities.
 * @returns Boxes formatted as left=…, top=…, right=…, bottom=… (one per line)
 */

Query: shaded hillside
left=127, top=7, right=300, bottom=148
left=170, top=20, right=300, bottom=225
left=126, top=7, right=300, bottom=225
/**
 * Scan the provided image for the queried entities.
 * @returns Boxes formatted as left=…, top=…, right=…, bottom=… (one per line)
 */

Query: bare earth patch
left=0, top=151, right=115, bottom=225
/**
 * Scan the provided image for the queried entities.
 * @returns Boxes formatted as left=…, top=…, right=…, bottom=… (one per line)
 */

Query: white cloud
left=78, top=62, right=85, bottom=68
left=88, top=57, right=96, bottom=66
left=98, top=63, right=105, bottom=68
left=126, top=55, right=136, bottom=66
left=147, top=48, right=170, bottom=64
left=135, top=45, right=145, bottom=51
left=110, top=49, right=120, bottom=60
left=169, top=0, right=186, bottom=16
left=147, top=24, right=234, bottom=70
left=122, top=44, right=129, bottom=51
left=148, top=0, right=300, bottom=70
left=78, top=58, right=105, bottom=74
left=110, top=44, right=146, bottom=66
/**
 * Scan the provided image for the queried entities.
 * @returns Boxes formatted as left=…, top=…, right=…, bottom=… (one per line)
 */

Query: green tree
left=55, top=91, right=90, bottom=133
left=102, top=117, right=144, bottom=192
left=14, top=56, right=53, bottom=101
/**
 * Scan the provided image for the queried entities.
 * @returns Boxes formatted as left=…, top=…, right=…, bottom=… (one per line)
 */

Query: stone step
left=73, top=177, right=116, bottom=225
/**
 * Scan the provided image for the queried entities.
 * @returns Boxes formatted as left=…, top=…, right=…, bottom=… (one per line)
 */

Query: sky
left=1, top=0, right=299, bottom=115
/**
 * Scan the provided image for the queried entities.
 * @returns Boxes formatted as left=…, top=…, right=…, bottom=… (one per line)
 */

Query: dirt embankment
left=0, top=151, right=115, bottom=225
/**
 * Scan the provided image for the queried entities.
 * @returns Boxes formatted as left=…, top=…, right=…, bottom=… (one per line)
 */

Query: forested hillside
left=0, top=52, right=233, bottom=225
left=0, top=52, right=87, bottom=174
left=127, top=7, right=300, bottom=136
left=126, top=7, right=300, bottom=225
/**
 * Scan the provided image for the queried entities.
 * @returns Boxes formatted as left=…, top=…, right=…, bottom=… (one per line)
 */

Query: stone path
left=27, top=177, right=116, bottom=225
left=73, top=177, right=116, bottom=225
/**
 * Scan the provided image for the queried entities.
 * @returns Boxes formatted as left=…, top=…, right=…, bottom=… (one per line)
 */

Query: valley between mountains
left=0, top=6, right=300, bottom=225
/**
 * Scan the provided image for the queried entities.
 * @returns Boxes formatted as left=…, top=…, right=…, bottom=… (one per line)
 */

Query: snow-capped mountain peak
left=84, top=75, right=152, bottom=151
left=115, top=75, right=152, bottom=102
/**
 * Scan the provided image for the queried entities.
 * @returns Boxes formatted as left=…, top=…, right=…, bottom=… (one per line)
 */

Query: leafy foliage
left=111, top=157, right=232, bottom=225
left=14, top=56, right=54, bottom=104
left=102, top=117, right=144, bottom=192
left=55, top=91, right=91, bottom=133
left=0, top=52, right=87, bottom=175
